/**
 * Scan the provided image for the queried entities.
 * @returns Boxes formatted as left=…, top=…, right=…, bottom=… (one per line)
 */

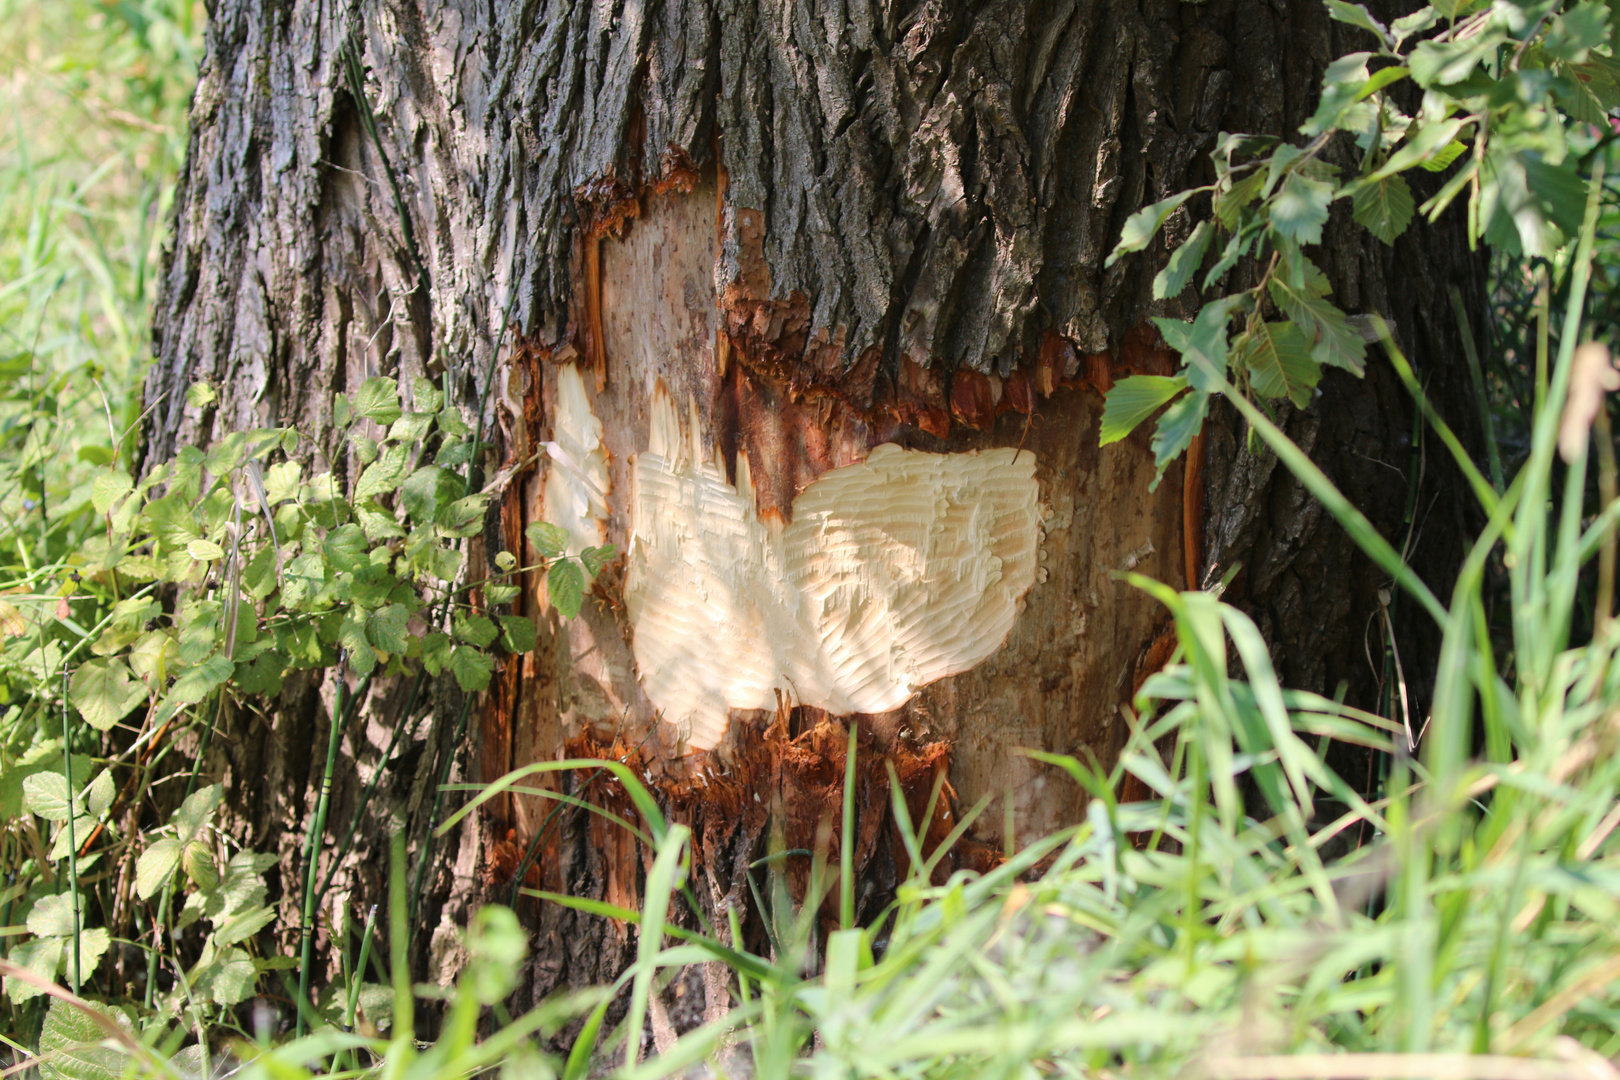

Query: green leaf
left=387, top=411, right=434, bottom=445
left=143, top=493, right=201, bottom=549
left=1237, top=322, right=1321, bottom=408
left=137, top=838, right=183, bottom=899
left=454, top=613, right=500, bottom=648
left=412, top=376, right=444, bottom=414
left=353, top=376, right=403, bottom=426
left=1418, top=140, right=1467, bottom=173
left=186, top=380, right=218, bottom=408
left=261, top=460, right=300, bottom=506
left=1214, top=171, right=1265, bottom=230
left=1326, top=2, right=1388, bottom=43
left=1152, top=220, right=1215, bottom=300
left=23, top=772, right=74, bottom=822
left=174, top=784, right=223, bottom=842
left=401, top=465, right=446, bottom=523
left=5, top=938, right=61, bottom=1003
left=129, top=631, right=176, bottom=686
left=90, top=471, right=132, bottom=515
left=340, top=611, right=378, bottom=675
left=486, top=582, right=521, bottom=604
left=1268, top=271, right=1367, bottom=375
left=355, top=443, right=411, bottom=503
left=580, top=544, right=618, bottom=577
left=27, top=894, right=79, bottom=938
left=166, top=653, right=235, bottom=707
left=1543, top=1, right=1610, bottom=63
left=333, top=393, right=353, bottom=428
left=323, top=523, right=370, bottom=574
left=183, top=840, right=219, bottom=890
left=213, top=905, right=276, bottom=947
left=1302, top=52, right=1375, bottom=137
left=1100, top=376, right=1189, bottom=446
left=1409, top=34, right=1498, bottom=87
left=1106, top=189, right=1198, bottom=267
left=1351, top=174, right=1415, bottom=245
left=48, top=815, right=97, bottom=861
left=369, top=603, right=411, bottom=655
left=39, top=998, right=130, bottom=1080
left=1149, top=390, right=1211, bottom=489
left=494, top=550, right=517, bottom=572
left=500, top=615, right=538, bottom=655
left=421, top=632, right=454, bottom=676
left=447, top=646, right=494, bottom=692
left=1269, top=173, right=1334, bottom=246
left=526, top=521, right=569, bottom=559
left=70, top=658, right=146, bottom=731
left=437, top=494, right=489, bottom=538
left=86, top=770, right=115, bottom=817
left=549, top=559, right=585, bottom=620
left=186, top=538, right=225, bottom=562
left=199, top=946, right=258, bottom=1005
left=1155, top=295, right=1247, bottom=391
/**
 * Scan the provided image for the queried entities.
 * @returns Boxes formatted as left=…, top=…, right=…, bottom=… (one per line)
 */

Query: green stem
left=296, top=660, right=352, bottom=1038
left=60, top=669, right=80, bottom=997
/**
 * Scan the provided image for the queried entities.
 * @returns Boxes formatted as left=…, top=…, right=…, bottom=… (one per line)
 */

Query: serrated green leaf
left=527, top=521, right=569, bottom=559
left=323, top=523, right=369, bottom=574
left=1107, top=189, right=1198, bottom=267
left=401, top=465, right=445, bottom=524
left=27, top=894, right=79, bottom=938
left=1270, top=173, right=1333, bottom=245
left=494, top=550, right=517, bottom=572
left=421, top=632, right=453, bottom=676
left=549, top=559, right=585, bottom=619
left=1100, top=376, right=1190, bottom=446
left=200, top=946, right=258, bottom=1004
left=70, top=658, right=146, bottom=731
left=367, top=603, right=410, bottom=656
left=1269, top=272, right=1367, bottom=375
left=580, top=544, right=618, bottom=577
left=1237, top=322, right=1321, bottom=408
left=387, top=411, right=434, bottom=445
left=437, top=494, right=489, bottom=538
left=90, top=471, right=133, bottom=515
left=1153, top=220, right=1215, bottom=300
left=186, top=538, right=225, bottom=562
left=1149, top=390, right=1212, bottom=490
left=1351, top=174, right=1415, bottom=245
left=454, top=613, right=500, bottom=648
left=137, top=838, right=183, bottom=898
left=186, top=380, right=218, bottom=408
left=128, top=630, right=175, bottom=686
left=6, top=938, right=61, bottom=1003
left=48, top=814, right=96, bottom=861
left=447, top=646, right=494, bottom=692
left=263, top=460, right=302, bottom=505
left=355, top=443, right=410, bottom=503
left=500, top=615, right=538, bottom=654
left=486, top=582, right=521, bottom=605
left=174, top=784, right=223, bottom=842
left=354, top=376, right=403, bottom=426
left=166, top=653, right=235, bottom=708
left=213, top=905, right=277, bottom=947
left=23, top=772, right=74, bottom=822
left=412, top=376, right=444, bottom=414
left=183, top=840, right=219, bottom=890
left=1326, top=2, right=1387, bottom=42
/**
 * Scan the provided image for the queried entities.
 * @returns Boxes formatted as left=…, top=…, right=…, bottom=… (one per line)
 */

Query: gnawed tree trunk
left=147, top=0, right=1481, bottom=1048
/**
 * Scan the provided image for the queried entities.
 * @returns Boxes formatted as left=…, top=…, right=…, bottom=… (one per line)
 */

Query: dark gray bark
left=146, top=0, right=1483, bottom=1044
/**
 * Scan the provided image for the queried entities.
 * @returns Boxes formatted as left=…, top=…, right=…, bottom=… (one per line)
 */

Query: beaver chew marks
left=543, top=363, right=610, bottom=582
left=626, top=382, right=1041, bottom=750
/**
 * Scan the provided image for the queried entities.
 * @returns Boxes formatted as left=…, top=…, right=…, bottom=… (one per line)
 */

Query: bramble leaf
left=526, top=522, right=569, bottom=559
left=70, top=658, right=146, bottom=731
left=548, top=559, right=585, bottom=620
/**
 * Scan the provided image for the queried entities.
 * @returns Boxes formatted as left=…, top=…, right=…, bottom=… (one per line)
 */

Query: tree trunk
left=146, top=0, right=1482, bottom=1048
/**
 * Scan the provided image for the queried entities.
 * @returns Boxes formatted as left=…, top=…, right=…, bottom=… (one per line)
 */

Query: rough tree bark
left=146, top=0, right=1482, bottom=1047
